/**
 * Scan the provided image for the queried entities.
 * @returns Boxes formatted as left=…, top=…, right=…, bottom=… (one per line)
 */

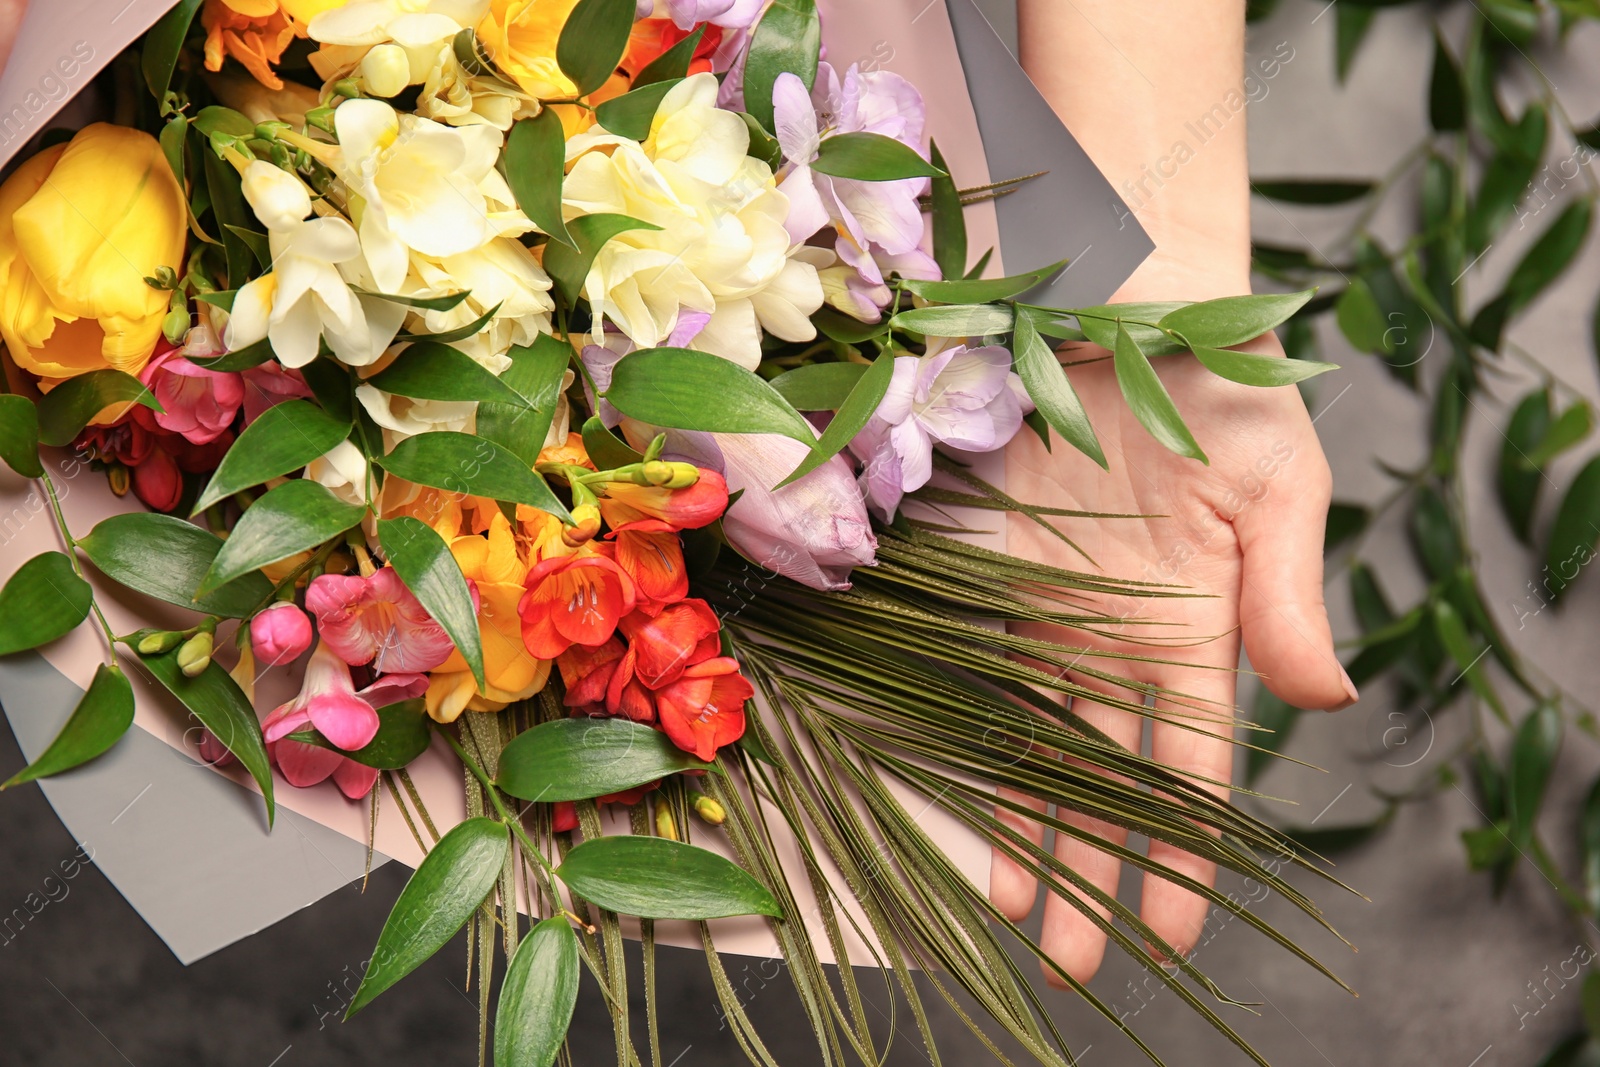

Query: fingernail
left=1331, top=666, right=1359, bottom=711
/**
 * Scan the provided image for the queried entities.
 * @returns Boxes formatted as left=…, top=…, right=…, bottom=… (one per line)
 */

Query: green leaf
left=555, top=836, right=783, bottom=919
left=1431, top=599, right=1505, bottom=721
left=1060, top=300, right=1189, bottom=355
left=495, top=917, right=580, bottom=1067
left=594, top=79, right=679, bottom=140
left=193, top=401, right=351, bottom=514
left=777, top=353, right=893, bottom=489
left=379, top=432, right=572, bottom=520
left=1157, top=290, right=1316, bottom=350
left=348, top=817, right=509, bottom=1017
left=1503, top=200, right=1594, bottom=312
left=497, top=718, right=717, bottom=803
left=739, top=112, right=782, bottom=170
left=1483, top=0, right=1540, bottom=44
left=393, top=302, right=501, bottom=346
left=199, top=481, right=366, bottom=595
left=288, top=699, right=433, bottom=771
left=1508, top=702, right=1563, bottom=847
left=477, top=336, right=573, bottom=469
left=1324, top=503, right=1369, bottom=552
left=1544, top=456, right=1600, bottom=602
left=811, top=307, right=889, bottom=345
left=634, top=24, right=704, bottom=86
left=191, top=105, right=255, bottom=141
left=1500, top=389, right=1552, bottom=543
left=1468, top=109, right=1547, bottom=252
left=1349, top=562, right=1396, bottom=634
left=1461, top=821, right=1513, bottom=869
left=203, top=148, right=253, bottom=291
left=1113, top=325, right=1207, bottom=463
left=1428, top=31, right=1466, bottom=131
left=1012, top=312, right=1104, bottom=468
left=889, top=304, right=1014, bottom=337
left=506, top=110, right=574, bottom=249
left=1582, top=773, right=1600, bottom=914
left=904, top=260, right=1068, bottom=305
left=0, top=395, right=42, bottom=477
left=141, top=0, right=203, bottom=102
left=366, top=341, right=527, bottom=406
left=556, top=0, right=635, bottom=96
left=189, top=337, right=274, bottom=373
left=0, top=552, right=92, bottom=656
left=159, top=113, right=188, bottom=187
left=543, top=213, right=661, bottom=307
left=135, top=643, right=274, bottom=825
left=1411, top=486, right=1461, bottom=581
left=1191, top=346, right=1337, bottom=387
left=1526, top=401, right=1593, bottom=469
left=1335, top=278, right=1388, bottom=353
left=928, top=140, right=967, bottom=281
left=743, top=0, right=821, bottom=131
left=810, top=132, right=944, bottom=182
left=36, top=370, right=160, bottom=447
left=1, top=664, right=134, bottom=790
left=77, top=514, right=273, bottom=618
left=378, top=517, right=484, bottom=691
left=769, top=362, right=869, bottom=411
left=606, top=348, right=816, bottom=446
left=1249, top=179, right=1372, bottom=205
left=1334, top=6, right=1376, bottom=83
left=350, top=288, right=472, bottom=313
left=1583, top=976, right=1600, bottom=1044
left=581, top=417, right=643, bottom=469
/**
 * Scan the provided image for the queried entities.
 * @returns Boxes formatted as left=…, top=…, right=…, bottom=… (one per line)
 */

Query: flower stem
left=39, top=466, right=118, bottom=664
left=442, top=728, right=557, bottom=878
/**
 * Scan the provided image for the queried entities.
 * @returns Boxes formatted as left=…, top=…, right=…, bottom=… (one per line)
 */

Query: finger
left=990, top=785, right=1048, bottom=920
left=1232, top=449, right=1358, bottom=712
left=1141, top=650, right=1240, bottom=961
left=1038, top=673, right=1146, bottom=988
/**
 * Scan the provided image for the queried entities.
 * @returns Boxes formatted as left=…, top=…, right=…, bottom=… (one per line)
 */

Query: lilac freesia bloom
left=850, top=345, right=1034, bottom=521
left=636, top=0, right=764, bottom=30
left=771, top=63, right=941, bottom=317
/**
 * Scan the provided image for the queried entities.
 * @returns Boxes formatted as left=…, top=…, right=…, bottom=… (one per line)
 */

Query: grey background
left=5, top=1, right=1600, bottom=1064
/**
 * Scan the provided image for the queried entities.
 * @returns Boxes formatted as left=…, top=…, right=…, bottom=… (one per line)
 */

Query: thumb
left=1233, top=456, right=1358, bottom=712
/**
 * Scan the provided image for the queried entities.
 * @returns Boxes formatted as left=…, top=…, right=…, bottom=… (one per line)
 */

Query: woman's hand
left=993, top=263, right=1357, bottom=985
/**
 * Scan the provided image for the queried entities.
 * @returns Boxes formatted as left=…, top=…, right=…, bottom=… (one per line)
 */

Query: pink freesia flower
left=250, top=601, right=314, bottom=667
left=240, top=361, right=313, bottom=425
left=306, top=567, right=471, bottom=673
left=262, top=644, right=429, bottom=799
left=772, top=63, right=940, bottom=299
left=850, top=346, right=1033, bottom=520
left=138, top=341, right=245, bottom=446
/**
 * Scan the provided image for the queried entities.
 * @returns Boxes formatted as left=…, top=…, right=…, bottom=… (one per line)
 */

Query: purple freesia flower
left=771, top=62, right=941, bottom=315
left=850, top=345, right=1034, bottom=520
left=637, top=0, right=764, bottom=30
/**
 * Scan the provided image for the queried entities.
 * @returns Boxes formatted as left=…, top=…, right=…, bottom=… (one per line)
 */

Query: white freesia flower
left=355, top=383, right=477, bottom=452
left=563, top=73, right=824, bottom=370
left=308, top=0, right=489, bottom=87
left=330, top=99, right=528, bottom=293
left=225, top=161, right=403, bottom=368
left=307, top=440, right=373, bottom=507
left=400, top=238, right=555, bottom=369
left=416, top=48, right=532, bottom=129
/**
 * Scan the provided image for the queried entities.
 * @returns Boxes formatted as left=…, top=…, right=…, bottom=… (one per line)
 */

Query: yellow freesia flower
left=426, top=512, right=552, bottom=722
left=0, top=124, right=186, bottom=382
left=476, top=0, right=581, bottom=100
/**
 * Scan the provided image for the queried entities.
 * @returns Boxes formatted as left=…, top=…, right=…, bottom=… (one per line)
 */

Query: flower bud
left=332, top=78, right=363, bottom=99
left=177, top=631, right=214, bottom=677
left=690, top=792, right=726, bottom=826
left=107, top=464, right=130, bottom=497
left=250, top=602, right=313, bottom=667
left=654, top=802, right=678, bottom=841
left=562, top=503, right=603, bottom=547
left=137, top=630, right=184, bottom=655
left=162, top=307, right=190, bottom=345
left=360, top=44, right=410, bottom=98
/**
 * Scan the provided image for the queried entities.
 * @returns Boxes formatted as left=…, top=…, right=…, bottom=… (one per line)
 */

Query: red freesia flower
left=520, top=549, right=637, bottom=660
left=655, top=657, right=751, bottom=761
left=603, top=644, right=657, bottom=723
left=621, top=18, right=724, bottom=80
left=618, top=599, right=721, bottom=689
left=613, top=524, right=689, bottom=612
left=557, top=637, right=627, bottom=710
left=599, top=468, right=728, bottom=533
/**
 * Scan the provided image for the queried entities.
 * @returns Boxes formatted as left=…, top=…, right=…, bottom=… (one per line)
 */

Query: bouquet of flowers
left=0, top=1, right=1353, bottom=1064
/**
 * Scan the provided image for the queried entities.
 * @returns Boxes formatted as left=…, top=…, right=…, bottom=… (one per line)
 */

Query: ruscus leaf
left=199, top=480, right=366, bottom=595
left=555, top=835, right=783, bottom=920
left=606, top=348, right=816, bottom=447
left=1113, top=325, right=1207, bottom=463
left=497, top=718, right=717, bottom=803
left=0, top=552, right=92, bottom=656
left=77, top=514, right=272, bottom=618
left=495, top=917, right=580, bottom=1067
left=378, top=518, right=485, bottom=691
left=193, top=400, right=350, bottom=514
left=2, top=664, right=134, bottom=789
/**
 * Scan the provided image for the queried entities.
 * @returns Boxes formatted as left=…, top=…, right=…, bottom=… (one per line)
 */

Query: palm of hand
left=994, top=337, right=1355, bottom=984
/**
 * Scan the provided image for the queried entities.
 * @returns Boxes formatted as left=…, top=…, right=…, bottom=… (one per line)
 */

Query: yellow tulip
left=476, top=0, right=583, bottom=101
left=426, top=512, right=552, bottom=723
left=0, top=124, right=187, bottom=382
